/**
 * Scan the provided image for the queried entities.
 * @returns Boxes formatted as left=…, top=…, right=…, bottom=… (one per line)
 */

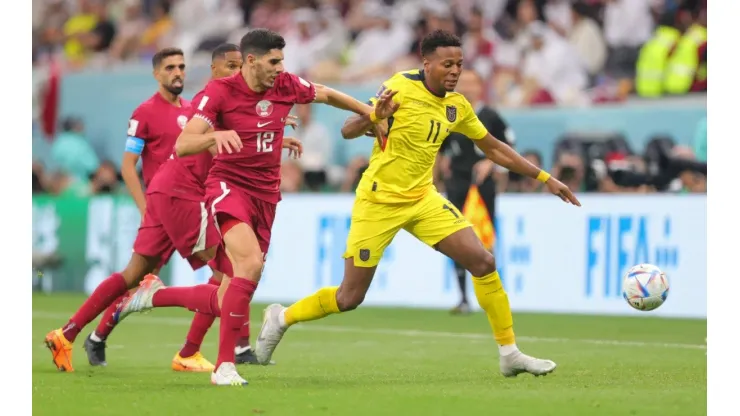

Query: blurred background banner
left=32, top=193, right=706, bottom=318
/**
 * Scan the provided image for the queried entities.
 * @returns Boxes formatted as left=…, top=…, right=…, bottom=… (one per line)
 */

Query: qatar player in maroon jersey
left=43, top=48, right=194, bottom=372
left=117, top=29, right=380, bottom=386
left=112, top=44, right=299, bottom=368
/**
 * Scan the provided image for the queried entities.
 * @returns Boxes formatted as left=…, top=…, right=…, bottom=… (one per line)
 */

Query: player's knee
left=335, top=288, right=364, bottom=312
left=231, top=253, right=264, bottom=280
left=468, top=253, right=496, bottom=277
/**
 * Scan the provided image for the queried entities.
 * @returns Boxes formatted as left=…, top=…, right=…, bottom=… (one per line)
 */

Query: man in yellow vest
left=635, top=13, right=681, bottom=98
left=664, top=7, right=707, bottom=94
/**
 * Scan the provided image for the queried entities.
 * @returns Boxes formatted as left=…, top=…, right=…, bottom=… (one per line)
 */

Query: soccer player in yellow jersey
left=255, top=30, right=581, bottom=377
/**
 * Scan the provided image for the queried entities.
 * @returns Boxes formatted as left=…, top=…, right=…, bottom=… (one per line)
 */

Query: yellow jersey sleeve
left=451, top=98, right=488, bottom=141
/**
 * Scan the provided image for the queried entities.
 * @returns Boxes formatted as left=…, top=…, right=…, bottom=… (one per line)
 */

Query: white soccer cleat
left=210, top=362, right=248, bottom=386
left=499, top=351, right=557, bottom=377
left=113, top=274, right=164, bottom=324
left=254, top=304, right=288, bottom=365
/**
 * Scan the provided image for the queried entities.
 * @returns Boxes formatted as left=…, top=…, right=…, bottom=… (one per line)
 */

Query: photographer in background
left=439, top=69, right=515, bottom=315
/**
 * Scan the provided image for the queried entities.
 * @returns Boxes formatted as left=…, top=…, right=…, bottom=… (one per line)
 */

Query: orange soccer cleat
left=45, top=328, right=74, bottom=372
left=172, top=351, right=215, bottom=372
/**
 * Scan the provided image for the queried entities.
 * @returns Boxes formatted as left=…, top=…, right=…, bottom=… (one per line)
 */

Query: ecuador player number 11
left=255, top=30, right=581, bottom=378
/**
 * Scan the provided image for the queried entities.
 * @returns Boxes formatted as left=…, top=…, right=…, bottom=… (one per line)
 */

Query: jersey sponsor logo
left=256, top=100, right=274, bottom=117
left=177, top=115, right=188, bottom=129
left=359, top=249, right=371, bottom=262
left=446, top=105, right=457, bottom=122
left=128, top=119, right=139, bottom=136
left=257, top=121, right=273, bottom=128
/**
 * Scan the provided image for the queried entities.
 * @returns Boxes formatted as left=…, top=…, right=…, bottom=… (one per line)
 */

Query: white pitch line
left=32, top=311, right=706, bottom=351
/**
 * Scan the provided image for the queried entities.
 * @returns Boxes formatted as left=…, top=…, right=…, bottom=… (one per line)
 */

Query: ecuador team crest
left=446, top=105, right=457, bottom=122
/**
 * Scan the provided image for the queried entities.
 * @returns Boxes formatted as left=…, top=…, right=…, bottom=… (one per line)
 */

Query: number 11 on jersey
left=257, top=132, right=274, bottom=153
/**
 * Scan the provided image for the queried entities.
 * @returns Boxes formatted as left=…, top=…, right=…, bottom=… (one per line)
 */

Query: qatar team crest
left=176, top=115, right=188, bottom=129
left=256, top=100, right=274, bottom=117
left=445, top=105, right=457, bottom=122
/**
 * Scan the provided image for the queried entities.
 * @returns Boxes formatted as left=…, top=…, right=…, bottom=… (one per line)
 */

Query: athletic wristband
left=536, top=170, right=551, bottom=183
left=369, top=111, right=382, bottom=124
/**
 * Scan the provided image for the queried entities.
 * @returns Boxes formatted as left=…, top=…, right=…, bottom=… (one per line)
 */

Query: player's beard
left=164, top=83, right=184, bottom=96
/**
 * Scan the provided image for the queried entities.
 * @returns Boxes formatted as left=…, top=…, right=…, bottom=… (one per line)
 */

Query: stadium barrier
left=32, top=67, right=706, bottom=169
left=33, top=193, right=706, bottom=319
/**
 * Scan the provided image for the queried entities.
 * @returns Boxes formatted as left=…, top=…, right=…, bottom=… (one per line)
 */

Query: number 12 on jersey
left=256, top=132, right=274, bottom=153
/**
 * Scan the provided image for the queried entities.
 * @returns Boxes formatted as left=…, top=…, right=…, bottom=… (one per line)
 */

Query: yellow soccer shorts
left=343, top=191, right=472, bottom=267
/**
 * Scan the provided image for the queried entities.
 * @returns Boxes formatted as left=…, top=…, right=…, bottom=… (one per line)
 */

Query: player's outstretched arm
left=475, top=134, right=581, bottom=206
left=175, top=118, right=242, bottom=156
left=341, top=89, right=398, bottom=140
left=314, top=84, right=375, bottom=115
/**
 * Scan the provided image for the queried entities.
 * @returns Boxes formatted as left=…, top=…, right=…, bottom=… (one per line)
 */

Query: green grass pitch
left=33, top=294, right=706, bottom=416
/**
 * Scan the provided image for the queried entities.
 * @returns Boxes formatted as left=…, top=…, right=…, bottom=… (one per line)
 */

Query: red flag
left=41, top=60, right=60, bottom=141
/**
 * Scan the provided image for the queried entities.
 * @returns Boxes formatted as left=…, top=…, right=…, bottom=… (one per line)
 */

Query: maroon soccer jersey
left=147, top=89, right=214, bottom=200
left=194, top=72, right=316, bottom=203
left=127, top=93, right=192, bottom=187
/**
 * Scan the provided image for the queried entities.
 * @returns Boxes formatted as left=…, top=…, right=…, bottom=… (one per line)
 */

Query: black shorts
left=444, top=174, right=496, bottom=222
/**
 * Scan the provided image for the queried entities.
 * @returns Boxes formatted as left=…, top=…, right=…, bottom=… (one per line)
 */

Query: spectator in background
left=552, top=151, right=586, bottom=192
left=461, top=7, right=496, bottom=82
left=90, top=160, right=122, bottom=194
left=78, top=0, right=117, bottom=66
left=108, top=0, right=149, bottom=62
left=34, top=0, right=71, bottom=63
left=671, top=146, right=706, bottom=193
left=544, top=0, right=573, bottom=37
left=138, top=0, right=174, bottom=59
left=282, top=6, right=348, bottom=77
left=511, top=22, right=589, bottom=107
left=62, top=0, right=99, bottom=67
left=291, top=104, right=333, bottom=192
left=249, top=0, right=293, bottom=34
left=336, top=2, right=413, bottom=84
left=507, top=150, right=544, bottom=193
left=568, top=1, right=606, bottom=83
left=50, top=117, right=100, bottom=183
left=663, top=4, right=707, bottom=95
left=603, top=0, right=656, bottom=98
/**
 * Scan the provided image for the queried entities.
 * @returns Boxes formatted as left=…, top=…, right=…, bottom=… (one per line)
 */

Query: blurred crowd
left=32, top=0, right=707, bottom=197
left=34, top=0, right=707, bottom=104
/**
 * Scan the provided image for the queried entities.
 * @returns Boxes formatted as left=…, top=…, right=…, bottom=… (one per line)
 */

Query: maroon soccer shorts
left=133, top=193, right=221, bottom=270
left=205, top=180, right=276, bottom=276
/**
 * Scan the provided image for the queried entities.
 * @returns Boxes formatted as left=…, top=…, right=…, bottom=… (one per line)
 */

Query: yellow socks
left=472, top=270, right=516, bottom=346
left=283, top=286, right=340, bottom=326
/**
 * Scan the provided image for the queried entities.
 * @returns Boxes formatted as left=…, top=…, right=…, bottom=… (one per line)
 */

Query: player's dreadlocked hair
left=420, top=30, right=462, bottom=57
left=211, top=43, right=240, bottom=61
left=152, top=47, right=184, bottom=68
left=240, top=29, right=286, bottom=57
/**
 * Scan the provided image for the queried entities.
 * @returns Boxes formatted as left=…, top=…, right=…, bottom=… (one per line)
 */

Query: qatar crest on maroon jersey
left=445, top=105, right=457, bottom=122
left=256, top=100, right=274, bottom=117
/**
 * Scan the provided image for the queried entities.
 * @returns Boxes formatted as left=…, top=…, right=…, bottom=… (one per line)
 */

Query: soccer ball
left=622, top=264, right=670, bottom=311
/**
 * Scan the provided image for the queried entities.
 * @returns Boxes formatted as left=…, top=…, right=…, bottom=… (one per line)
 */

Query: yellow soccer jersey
left=357, top=69, right=489, bottom=203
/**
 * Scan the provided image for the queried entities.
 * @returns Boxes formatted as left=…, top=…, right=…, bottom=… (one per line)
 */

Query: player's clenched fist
left=544, top=177, right=581, bottom=206
left=213, top=130, right=242, bottom=154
